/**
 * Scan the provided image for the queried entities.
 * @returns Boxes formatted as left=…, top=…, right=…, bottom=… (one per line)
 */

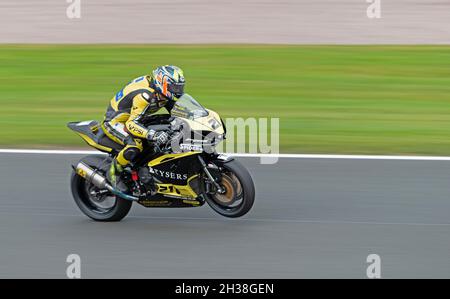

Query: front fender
left=205, top=153, right=235, bottom=166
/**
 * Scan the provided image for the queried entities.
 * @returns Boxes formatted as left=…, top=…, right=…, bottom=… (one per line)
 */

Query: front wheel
left=205, top=159, right=255, bottom=218
left=70, top=155, right=132, bottom=222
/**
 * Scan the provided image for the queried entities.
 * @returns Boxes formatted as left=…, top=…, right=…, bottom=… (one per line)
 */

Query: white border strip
left=0, top=149, right=97, bottom=155
left=1, top=148, right=450, bottom=161
left=233, top=153, right=450, bottom=161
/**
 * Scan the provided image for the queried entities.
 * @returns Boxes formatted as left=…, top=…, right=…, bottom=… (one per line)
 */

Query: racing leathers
left=102, top=75, right=172, bottom=187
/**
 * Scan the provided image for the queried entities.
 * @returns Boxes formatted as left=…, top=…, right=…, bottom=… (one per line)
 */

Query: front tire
left=205, top=159, right=255, bottom=218
left=70, top=155, right=132, bottom=222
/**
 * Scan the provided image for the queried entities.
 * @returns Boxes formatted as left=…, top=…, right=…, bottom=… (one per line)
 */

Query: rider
left=102, top=65, right=185, bottom=190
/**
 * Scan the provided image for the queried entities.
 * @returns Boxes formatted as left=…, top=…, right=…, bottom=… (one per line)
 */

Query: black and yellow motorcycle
left=68, top=94, right=255, bottom=221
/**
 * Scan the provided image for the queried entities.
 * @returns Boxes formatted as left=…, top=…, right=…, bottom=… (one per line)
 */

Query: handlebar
left=146, top=124, right=172, bottom=133
left=146, top=123, right=184, bottom=153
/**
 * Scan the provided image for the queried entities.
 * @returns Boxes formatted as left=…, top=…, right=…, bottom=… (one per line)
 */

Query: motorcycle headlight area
left=200, top=131, right=223, bottom=146
left=179, top=132, right=224, bottom=151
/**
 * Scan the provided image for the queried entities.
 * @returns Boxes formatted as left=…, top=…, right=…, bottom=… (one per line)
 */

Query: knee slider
left=123, top=147, right=140, bottom=161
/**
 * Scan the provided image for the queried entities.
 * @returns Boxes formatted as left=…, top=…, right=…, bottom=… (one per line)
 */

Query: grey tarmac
left=0, top=154, right=449, bottom=278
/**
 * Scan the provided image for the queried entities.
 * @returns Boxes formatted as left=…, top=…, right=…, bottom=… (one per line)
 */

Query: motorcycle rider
left=102, top=65, right=185, bottom=190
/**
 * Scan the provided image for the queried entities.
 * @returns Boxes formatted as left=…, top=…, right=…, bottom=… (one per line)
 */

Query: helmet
left=152, top=65, right=185, bottom=100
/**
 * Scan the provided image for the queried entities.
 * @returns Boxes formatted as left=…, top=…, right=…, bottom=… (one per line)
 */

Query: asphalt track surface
left=0, top=153, right=450, bottom=278
left=1, top=0, right=449, bottom=44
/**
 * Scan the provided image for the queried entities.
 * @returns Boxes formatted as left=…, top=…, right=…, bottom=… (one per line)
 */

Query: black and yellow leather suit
left=102, top=75, right=172, bottom=167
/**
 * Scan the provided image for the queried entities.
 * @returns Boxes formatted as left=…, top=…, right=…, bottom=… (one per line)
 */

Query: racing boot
left=107, top=159, right=129, bottom=194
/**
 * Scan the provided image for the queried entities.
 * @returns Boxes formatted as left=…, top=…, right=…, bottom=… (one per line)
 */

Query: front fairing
left=171, top=94, right=224, bottom=135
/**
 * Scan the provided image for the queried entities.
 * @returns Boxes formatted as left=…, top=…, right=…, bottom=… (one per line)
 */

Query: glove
left=147, top=130, right=170, bottom=146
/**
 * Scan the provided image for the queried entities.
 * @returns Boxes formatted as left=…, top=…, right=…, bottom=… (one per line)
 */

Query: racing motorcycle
left=67, top=94, right=255, bottom=221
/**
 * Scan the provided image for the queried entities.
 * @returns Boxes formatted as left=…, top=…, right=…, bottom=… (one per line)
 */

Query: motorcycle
left=67, top=93, right=255, bottom=221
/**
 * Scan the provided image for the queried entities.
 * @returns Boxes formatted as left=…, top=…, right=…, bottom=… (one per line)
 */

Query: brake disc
left=212, top=174, right=238, bottom=206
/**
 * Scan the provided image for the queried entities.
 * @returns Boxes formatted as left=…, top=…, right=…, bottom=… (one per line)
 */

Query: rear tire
left=70, top=155, right=132, bottom=222
left=205, top=159, right=255, bottom=218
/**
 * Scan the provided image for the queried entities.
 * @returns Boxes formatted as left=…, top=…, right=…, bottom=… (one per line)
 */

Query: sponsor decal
left=115, top=89, right=124, bottom=101
left=179, top=143, right=203, bottom=152
left=77, top=169, right=87, bottom=178
left=128, top=123, right=144, bottom=136
left=149, top=167, right=188, bottom=180
left=112, top=123, right=128, bottom=136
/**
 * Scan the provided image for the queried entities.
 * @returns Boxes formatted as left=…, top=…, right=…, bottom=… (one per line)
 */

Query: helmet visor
left=168, top=82, right=185, bottom=98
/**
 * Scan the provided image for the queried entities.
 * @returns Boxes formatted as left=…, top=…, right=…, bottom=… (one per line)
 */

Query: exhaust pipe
left=76, top=162, right=110, bottom=190
left=75, top=162, right=138, bottom=201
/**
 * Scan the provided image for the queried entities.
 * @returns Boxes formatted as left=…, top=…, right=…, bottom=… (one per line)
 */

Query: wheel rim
left=209, top=171, right=245, bottom=211
left=82, top=179, right=117, bottom=213
left=229, top=172, right=243, bottom=198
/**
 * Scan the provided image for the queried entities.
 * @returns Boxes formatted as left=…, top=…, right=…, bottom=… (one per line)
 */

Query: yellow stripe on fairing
left=148, top=151, right=199, bottom=167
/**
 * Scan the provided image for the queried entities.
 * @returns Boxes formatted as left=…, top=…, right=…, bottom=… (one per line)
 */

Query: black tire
left=205, top=159, right=255, bottom=218
left=70, top=155, right=132, bottom=222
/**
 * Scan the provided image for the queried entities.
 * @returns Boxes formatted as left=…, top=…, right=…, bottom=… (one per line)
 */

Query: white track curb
left=1, top=149, right=450, bottom=161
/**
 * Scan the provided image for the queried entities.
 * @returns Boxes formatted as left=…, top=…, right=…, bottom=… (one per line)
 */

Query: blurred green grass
left=1, top=45, right=450, bottom=154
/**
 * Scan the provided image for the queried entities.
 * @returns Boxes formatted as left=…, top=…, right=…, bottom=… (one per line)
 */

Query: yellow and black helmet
left=152, top=65, right=185, bottom=100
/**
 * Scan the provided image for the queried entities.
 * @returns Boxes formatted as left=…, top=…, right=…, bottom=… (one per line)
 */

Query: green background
left=1, top=45, right=450, bottom=155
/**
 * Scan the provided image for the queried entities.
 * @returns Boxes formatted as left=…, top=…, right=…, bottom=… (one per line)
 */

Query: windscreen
left=171, top=94, right=209, bottom=120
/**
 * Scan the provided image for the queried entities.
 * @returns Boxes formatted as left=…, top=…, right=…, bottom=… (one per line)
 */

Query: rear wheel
left=70, top=155, right=132, bottom=221
left=205, top=159, right=255, bottom=218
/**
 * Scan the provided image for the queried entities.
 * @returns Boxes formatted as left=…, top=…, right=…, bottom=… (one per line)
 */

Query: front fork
left=198, top=155, right=225, bottom=194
